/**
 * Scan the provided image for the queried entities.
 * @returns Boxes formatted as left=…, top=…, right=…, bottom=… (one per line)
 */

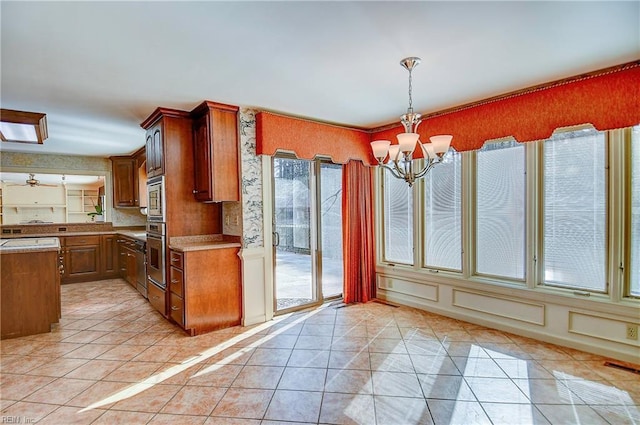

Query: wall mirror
left=0, top=171, right=109, bottom=225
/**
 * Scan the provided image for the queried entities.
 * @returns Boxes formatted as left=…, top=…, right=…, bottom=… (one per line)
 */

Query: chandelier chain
left=408, top=69, right=413, bottom=111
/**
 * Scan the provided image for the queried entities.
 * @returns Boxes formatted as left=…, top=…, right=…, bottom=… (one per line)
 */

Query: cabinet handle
left=192, top=190, right=205, bottom=194
left=171, top=258, right=179, bottom=263
left=152, top=295, right=160, bottom=300
left=171, top=279, right=179, bottom=283
left=171, top=306, right=179, bottom=311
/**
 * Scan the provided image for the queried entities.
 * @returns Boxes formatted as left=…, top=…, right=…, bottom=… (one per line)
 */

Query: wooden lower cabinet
left=169, top=248, right=241, bottom=336
left=117, top=236, right=138, bottom=287
left=61, top=235, right=101, bottom=283
left=101, top=234, right=120, bottom=278
left=58, top=233, right=140, bottom=284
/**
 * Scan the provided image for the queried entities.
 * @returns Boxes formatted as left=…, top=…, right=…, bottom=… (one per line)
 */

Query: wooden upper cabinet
left=191, top=101, right=240, bottom=202
left=112, top=158, right=137, bottom=207
left=145, top=122, right=164, bottom=177
left=111, top=147, right=145, bottom=208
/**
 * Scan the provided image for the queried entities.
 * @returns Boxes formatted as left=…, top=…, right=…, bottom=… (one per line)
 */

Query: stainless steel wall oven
left=146, top=222, right=166, bottom=289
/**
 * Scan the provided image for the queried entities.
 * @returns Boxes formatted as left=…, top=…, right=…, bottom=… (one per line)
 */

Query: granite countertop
left=0, top=228, right=147, bottom=242
left=0, top=237, right=61, bottom=254
left=169, top=234, right=241, bottom=252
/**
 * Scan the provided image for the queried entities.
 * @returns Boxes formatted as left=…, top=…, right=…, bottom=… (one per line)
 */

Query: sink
left=1, top=238, right=60, bottom=249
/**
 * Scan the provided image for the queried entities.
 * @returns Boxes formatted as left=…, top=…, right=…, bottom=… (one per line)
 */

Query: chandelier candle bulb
left=371, top=140, right=391, bottom=161
left=397, top=132, right=420, bottom=154
left=421, top=142, right=436, bottom=159
left=430, top=135, right=453, bottom=154
left=388, top=145, right=401, bottom=162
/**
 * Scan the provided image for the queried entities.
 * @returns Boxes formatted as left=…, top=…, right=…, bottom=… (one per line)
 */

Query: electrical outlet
left=627, top=324, right=638, bottom=340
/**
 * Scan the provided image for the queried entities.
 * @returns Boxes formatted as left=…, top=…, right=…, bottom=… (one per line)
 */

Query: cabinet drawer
left=148, top=281, right=166, bottom=316
left=170, top=251, right=183, bottom=269
left=65, top=235, right=101, bottom=246
left=169, top=266, right=184, bottom=297
left=169, top=292, right=185, bottom=327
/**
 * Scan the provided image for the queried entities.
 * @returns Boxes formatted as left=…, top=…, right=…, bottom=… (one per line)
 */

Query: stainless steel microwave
left=146, top=176, right=165, bottom=222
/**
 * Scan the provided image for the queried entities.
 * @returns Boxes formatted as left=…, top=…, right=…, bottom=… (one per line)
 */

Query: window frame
left=374, top=125, right=638, bottom=305
left=536, top=128, right=610, bottom=295
left=472, top=139, right=528, bottom=283
left=421, top=150, right=463, bottom=273
left=379, top=166, right=415, bottom=266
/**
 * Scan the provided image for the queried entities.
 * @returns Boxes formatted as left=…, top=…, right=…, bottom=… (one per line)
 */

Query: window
left=475, top=141, right=526, bottom=280
left=542, top=130, right=607, bottom=292
left=376, top=125, right=638, bottom=304
left=382, top=169, right=413, bottom=264
left=630, top=126, right=640, bottom=297
left=423, top=151, right=462, bottom=271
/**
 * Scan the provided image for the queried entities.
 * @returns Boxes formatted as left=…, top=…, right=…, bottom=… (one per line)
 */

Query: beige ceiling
left=1, top=1, right=638, bottom=157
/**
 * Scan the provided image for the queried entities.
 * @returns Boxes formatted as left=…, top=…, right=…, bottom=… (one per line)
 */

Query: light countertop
left=0, top=237, right=61, bottom=254
left=169, top=234, right=241, bottom=252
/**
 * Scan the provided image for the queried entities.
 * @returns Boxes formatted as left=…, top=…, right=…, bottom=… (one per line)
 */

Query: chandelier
left=370, top=57, right=452, bottom=187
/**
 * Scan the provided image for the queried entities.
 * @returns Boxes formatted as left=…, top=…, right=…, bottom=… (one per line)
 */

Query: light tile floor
left=1, top=279, right=639, bottom=424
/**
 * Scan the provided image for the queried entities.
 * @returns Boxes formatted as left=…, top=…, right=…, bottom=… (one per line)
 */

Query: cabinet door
left=192, top=114, right=212, bottom=201
left=64, top=244, right=101, bottom=282
left=145, top=131, right=154, bottom=176
left=101, top=235, right=119, bottom=277
left=113, top=158, right=138, bottom=207
left=152, top=124, right=164, bottom=176
left=192, top=105, right=239, bottom=202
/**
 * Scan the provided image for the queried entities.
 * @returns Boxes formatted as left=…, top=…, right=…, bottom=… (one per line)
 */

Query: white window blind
left=476, top=141, right=526, bottom=280
left=424, top=151, right=462, bottom=271
left=543, top=130, right=606, bottom=292
left=630, top=126, right=640, bottom=297
left=383, top=170, right=413, bottom=264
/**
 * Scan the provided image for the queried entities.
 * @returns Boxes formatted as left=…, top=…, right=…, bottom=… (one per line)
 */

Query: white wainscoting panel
left=569, top=311, right=640, bottom=347
left=377, top=275, right=438, bottom=302
left=452, top=289, right=545, bottom=326
left=239, top=247, right=271, bottom=326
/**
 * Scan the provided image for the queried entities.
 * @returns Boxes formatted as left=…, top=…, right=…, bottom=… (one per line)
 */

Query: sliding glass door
left=272, top=157, right=343, bottom=313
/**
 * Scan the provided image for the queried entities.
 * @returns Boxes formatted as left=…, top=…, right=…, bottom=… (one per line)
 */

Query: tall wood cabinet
left=191, top=101, right=240, bottom=202
left=140, top=108, right=224, bottom=317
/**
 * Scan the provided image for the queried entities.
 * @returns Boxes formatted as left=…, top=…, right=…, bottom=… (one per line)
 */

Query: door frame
left=272, top=155, right=343, bottom=315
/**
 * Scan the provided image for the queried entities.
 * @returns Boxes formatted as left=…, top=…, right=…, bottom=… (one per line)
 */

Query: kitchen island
left=1, top=237, right=62, bottom=339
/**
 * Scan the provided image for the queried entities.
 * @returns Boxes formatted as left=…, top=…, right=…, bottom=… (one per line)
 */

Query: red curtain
left=342, top=160, right=376, bottom=303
